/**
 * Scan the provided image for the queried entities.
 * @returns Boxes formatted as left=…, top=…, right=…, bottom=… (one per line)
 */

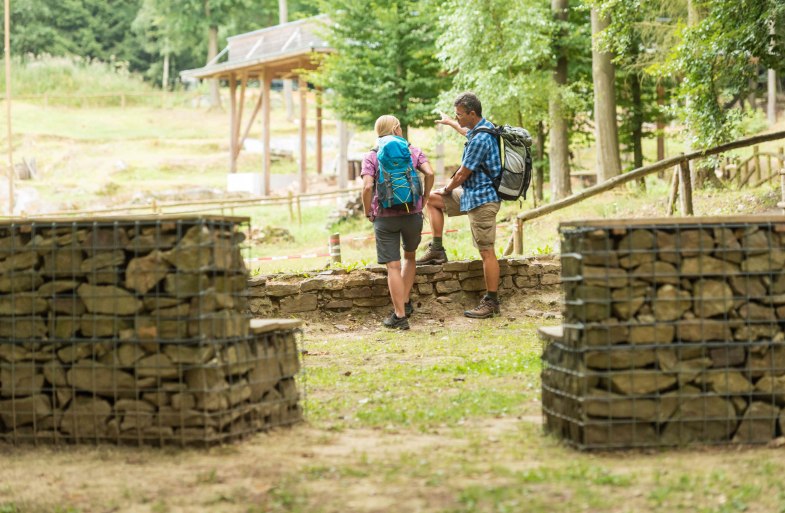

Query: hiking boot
left=404, top=301, right=414, bottom=318
left=383, top=312, right=410, bottom=330
left=416, top=242, right=448, bottom=265
left=464, top=296, right=501, bottom=319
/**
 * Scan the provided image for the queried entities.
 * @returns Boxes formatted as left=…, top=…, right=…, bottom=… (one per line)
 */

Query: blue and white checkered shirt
left=460, top=118, right=501, bottom=212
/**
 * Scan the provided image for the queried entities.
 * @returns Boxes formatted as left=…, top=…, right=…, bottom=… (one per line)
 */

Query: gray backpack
left=474, top=124, right=533, bottom=201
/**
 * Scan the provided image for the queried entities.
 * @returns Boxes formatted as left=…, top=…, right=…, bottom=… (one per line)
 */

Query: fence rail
left=0, top=187, right=363, bottom=222
left=504, top=129, right=785, bottom=255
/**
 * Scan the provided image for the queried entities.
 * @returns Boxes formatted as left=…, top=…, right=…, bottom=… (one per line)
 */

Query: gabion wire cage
left=0, top=216, right=302, bottom=446
left=543, top=216, right=785, bottom=449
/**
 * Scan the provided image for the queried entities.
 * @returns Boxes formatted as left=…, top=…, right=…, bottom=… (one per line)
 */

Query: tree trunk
left=631, top=72, right=645, bottom=190
left=657, top=82, right=665, bottom=169
left=536, top=120, right=545, bottom=202
left=207, top=24, right=221, bottom=109
left=591, top=9, right=621, bottom=183
left=279, top=0, right=295, bottom=122
left=549, top=0, right=571, bottom=201
left=162, top=53, right=170, bottom=91
left=769, top=20, right=777, bottom=125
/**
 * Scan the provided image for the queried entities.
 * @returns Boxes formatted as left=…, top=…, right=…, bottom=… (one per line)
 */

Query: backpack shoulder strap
left=469, top=126, right=502, bottom=184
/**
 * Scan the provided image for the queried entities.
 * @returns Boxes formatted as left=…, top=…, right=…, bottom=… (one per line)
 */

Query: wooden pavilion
left=181, top=15, right=344, bottom=196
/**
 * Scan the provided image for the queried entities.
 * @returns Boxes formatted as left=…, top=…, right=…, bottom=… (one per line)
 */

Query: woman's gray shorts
left=373, top=213, right=423, bottom=264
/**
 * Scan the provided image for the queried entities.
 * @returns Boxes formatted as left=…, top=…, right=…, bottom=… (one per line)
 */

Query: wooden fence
left=0, top=187, right=363, bottom=224
left=504, top=129, right=785, bottom=255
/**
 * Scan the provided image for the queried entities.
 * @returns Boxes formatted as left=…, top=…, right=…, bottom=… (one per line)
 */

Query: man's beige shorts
left=442, top=188, right=500, bottom=251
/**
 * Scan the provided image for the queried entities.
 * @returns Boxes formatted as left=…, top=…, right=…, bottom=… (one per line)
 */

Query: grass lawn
left=2, top=298, right=785, bottom=513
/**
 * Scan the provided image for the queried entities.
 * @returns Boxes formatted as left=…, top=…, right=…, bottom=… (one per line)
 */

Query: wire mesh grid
left=544, top=218, right=785, bottom=449
left=0, top=216, right=302, bottom=446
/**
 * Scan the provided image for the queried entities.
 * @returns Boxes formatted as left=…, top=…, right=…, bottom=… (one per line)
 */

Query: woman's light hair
left=374, top=115, right=400, bottom=137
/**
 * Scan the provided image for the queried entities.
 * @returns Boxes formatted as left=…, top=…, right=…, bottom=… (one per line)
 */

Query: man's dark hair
left=454, top=92, right=482, bottom=117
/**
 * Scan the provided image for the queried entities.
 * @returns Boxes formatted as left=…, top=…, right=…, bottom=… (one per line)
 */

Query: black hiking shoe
left=383, top=312, right=410, bottom=330
left=404, top=301, right=414, bottom=318
left=464, top=296, right=501, bottom=319
left=416, top=242, right=448, bottom=265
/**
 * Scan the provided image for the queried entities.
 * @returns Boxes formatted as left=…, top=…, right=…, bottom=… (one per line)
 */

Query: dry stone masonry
left=543, top=216, right=785, bottom=449
left=248, top=255, right=561, bottom=317
left=0, top=217, right=302, bottom=445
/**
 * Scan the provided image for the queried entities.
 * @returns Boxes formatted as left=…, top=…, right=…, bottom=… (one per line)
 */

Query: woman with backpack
left=361, top=115, right=434, bottom=330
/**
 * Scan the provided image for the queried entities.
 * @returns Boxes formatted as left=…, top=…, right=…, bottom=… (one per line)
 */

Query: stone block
left=353, top=297, right=390, bottom=307
left=279, top=294, right=318, bottom=314
left=265, top=282, right=301, bottom=297
left=343, top=286, right=372, bottom=299
left=436, top=280, right=461, bottom=294
left=325, top=299, right=353, bottom=310
left=442, top=261, right=469, bottom=272
left=461, top=277, right=486, bottom=292
left=418, top=283, right=434, bottom=295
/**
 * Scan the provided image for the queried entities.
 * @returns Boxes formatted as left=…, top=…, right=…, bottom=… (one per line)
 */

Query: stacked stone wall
left=247, top=255, right=561, bottom=317
left=544, top=217, right=785, bottom=449
left=0, top=217, right=302, bottom=445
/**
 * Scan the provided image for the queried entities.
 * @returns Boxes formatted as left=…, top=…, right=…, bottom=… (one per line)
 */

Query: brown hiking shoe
left=464, top=296, right=501, bottom=319
left=416, top=242, right=448, bottom=265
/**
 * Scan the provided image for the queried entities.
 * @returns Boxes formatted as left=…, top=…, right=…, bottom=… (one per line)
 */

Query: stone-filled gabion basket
left=543, top=216, right=785, bottom=449
left=0, top=216, right=302, bottom=446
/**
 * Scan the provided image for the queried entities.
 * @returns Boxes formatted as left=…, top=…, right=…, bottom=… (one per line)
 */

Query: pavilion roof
left=181, top=15, right=332, bottom=81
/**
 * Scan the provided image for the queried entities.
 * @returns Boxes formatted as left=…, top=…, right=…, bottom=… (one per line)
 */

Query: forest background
left=2, top=0, right=785, bottom=205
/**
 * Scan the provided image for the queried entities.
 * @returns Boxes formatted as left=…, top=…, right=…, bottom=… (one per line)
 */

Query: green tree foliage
left=585, top=0, right=674, bottom=170
left=436, top=0, right=553, bottom=129
left=3, top=0, right=317, bottom=88
left=665, top=0, right=785, bottom=147
left=313, top=0, right=448, bottom=137
left=593, top=0, right=785, bottom=148
left=4, top=0, right=152, bottom=72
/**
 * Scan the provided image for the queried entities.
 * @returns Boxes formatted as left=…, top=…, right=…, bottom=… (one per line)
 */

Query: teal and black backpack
left=374, top=135, right=421, bottom=211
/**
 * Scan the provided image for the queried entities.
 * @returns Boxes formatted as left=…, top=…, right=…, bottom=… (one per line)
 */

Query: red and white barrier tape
left=246, top=222, right=513, bottom=262
left=246, top=252, right=330, bottom=262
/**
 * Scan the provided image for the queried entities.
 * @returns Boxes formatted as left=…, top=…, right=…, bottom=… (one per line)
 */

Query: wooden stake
left=299, top=80, right=307, bottom=193
left=228, top=75, right=238, bottom=174
left=513, top=218, right=523, bottom=255
left=262, top=70, right=271, bottom=196
left=316, top=87, right=323, bottom=175
left=678, top=159, right=694, bottom=216
left=666, top=166, right=679, bottom=215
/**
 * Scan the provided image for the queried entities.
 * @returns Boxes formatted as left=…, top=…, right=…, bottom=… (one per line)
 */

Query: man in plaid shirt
left=417, top=92, right=503, bottom=318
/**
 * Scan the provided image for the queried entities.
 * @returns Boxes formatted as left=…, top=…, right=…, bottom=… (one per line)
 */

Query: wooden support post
left=513, top=218, right=523, bottom=255
left=296, top=195, right=302, bottom=225
left=503, top=234, right=514, bottom=256
left=299, top=81, right=307, bottom=193
left=656, top=83, right=665, bottom=166
left=288, top=190, right=294, bottom=222
left=262, top=71, right=272, bottom=196
left=234, top=87, right=264, bottom=161
left=780, top=147, right=784, bottom=173
left=666, top=166, right=679, bottom=215
left=768, top=153, right=773, bottom=181
left=337, top=120, right=349, bottom=189
left=316, top=87, right=323, bottom=175
left=678, top=158, right=694, bottom=216
left=780, top=169, right=785, bottom=215
left=229, top=74, right=238, bottom=174
left=234, top=73, right=247, bottom=154
left=754, top=145, right=761, bottom=182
